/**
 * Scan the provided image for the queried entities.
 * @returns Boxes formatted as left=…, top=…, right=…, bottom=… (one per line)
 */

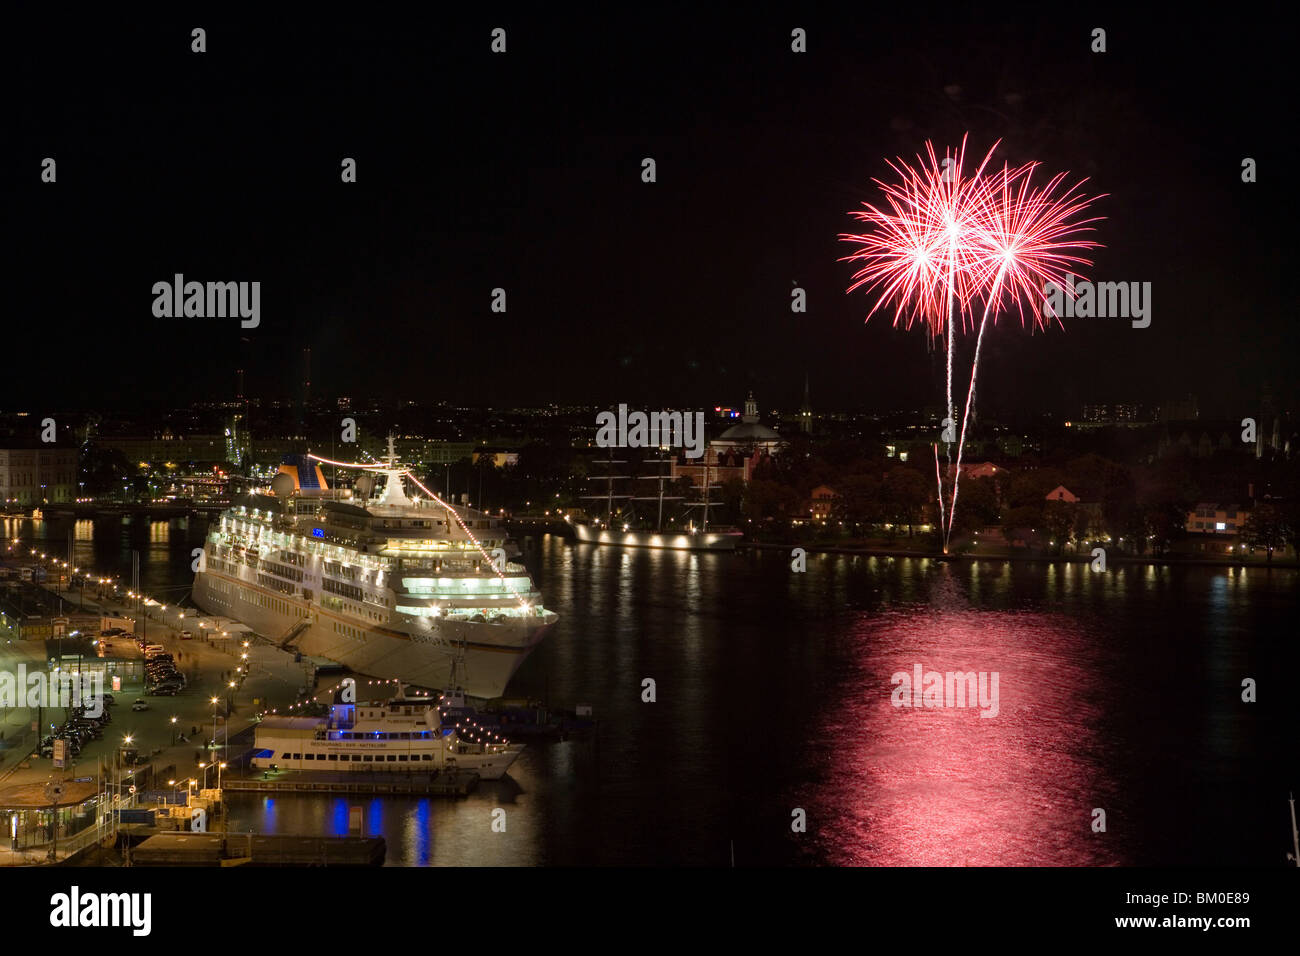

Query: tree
left=1241, top=502, right=1288, bottom=562
left=80, top=446, right=135, bottom=498
left=1002, top=505, right=1041, bottom=548
left=719, top=478, right=745, bottom=519
left=743, top=479, right=801, bottom=527
left=880, top=467, right=929, bottom=538
left=950, top=476, right=999, bottom=535
left=1041, top=500, right=1076, bottom=554
left=834, top=473, right=882, bottom=529
left=1144, top=502, right=1185, bottom=557
left=1005, top=468, right=1065, bottom=509
left=1115, top=504, right=1150, bottom=555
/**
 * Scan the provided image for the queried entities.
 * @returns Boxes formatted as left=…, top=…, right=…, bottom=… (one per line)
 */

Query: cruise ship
left=192, top=438, right=557, bottom=699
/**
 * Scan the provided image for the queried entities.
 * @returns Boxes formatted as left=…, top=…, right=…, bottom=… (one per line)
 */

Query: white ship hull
left=251, top=733, right=524, bottom=780
left=251, top=694, right=524, bottom=780
left=193, top=568, right=553, bottom=699
left=573, top=522, right=742, bottom=551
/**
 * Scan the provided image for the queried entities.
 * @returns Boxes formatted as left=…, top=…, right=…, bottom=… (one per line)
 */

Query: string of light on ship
left=305, top=452, right=531, bottom=612
left=8, top=536, right=503, bottom=746
left=275, top=676, right=509, bottom=747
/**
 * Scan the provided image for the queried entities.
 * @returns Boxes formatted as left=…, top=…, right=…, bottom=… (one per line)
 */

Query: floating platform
left=222, top=769, right=479, bottom=797
left=130, top=832, right=385, bottom=867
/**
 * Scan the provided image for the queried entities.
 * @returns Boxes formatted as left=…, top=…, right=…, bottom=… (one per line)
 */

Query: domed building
left=673, top=391, right=785, bottom=487
left=714, top=392, right=783, bottom=454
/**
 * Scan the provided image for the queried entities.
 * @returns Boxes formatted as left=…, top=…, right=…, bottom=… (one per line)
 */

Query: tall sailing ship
left=570, top=448, right=742, bottom=551
left=192, top=437, right=557, bottom=699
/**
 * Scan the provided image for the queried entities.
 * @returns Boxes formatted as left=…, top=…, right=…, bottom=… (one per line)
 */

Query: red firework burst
left=840, top=138, right=1104, bottom=334
left=840, top=135, right=1001, bottom=337
left=968, top=161, right=1105, bottom=329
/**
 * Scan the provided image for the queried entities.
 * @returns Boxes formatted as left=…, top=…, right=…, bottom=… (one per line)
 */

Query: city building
left=808, top=484, right=838, bottom=520
left=673, top=392, right=785, bottom=488
left=96, top=432, right=227, bottom=466
left=1155, top=424, right=1238, bottom=459
left=1185, top=503, right=1248, bottom=535
left=1045, top=485, right=1080, bottom=504
left=473, top=448, right=520, bottom=468
left=1157, top=395, right=1199, bottom=421
left=1183, top=502, right=1251, bottom=555
left=0, top=446, right=78, bottom=506
left=1079, top=402, right=1144, bottom=427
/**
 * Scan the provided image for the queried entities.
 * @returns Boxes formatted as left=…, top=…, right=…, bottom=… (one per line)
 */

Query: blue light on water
left=260, top=797, right=277, bottom=832
left=330, top=799, right=349, bottom=837
left=409, top=799, right=431, bottom=864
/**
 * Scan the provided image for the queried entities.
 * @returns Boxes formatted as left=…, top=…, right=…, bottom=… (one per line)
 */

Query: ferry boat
left=251, top=688, right=522, bottom=780
left=192, top=437, right=557, bottom=699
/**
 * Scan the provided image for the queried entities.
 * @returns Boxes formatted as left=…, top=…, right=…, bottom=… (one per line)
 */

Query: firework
left=841, top=136, right=1003, bottom=542
left=842, top=138, right=1104, bottom=551
left=841, top=135, right=1001, bottom=336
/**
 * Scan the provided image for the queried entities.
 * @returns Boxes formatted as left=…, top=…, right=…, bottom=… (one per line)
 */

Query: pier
left=223, top=769, right=479, bottom=797
left=130, top=832, right=386, bottom=867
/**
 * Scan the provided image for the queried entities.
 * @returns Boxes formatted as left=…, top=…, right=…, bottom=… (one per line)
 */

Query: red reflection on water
left=805, top=604, right=1123, bottom=866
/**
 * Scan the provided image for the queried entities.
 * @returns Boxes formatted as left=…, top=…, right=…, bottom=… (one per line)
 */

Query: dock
left=130, top=832, right=386, bottom=867
left=222, top=769, right=479, bottom=797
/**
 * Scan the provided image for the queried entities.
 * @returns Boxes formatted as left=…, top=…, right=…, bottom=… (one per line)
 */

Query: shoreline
left=740, top=540, right=1299, bottom=570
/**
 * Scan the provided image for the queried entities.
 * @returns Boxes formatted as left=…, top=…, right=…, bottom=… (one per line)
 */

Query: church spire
left=799, top=372, right=812, bottom=434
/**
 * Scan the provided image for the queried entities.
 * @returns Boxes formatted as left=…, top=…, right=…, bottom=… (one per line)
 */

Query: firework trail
left=842, top=136, right=1001, bottom=541
left=842, top=139, right=1103, bottom=552
left=945, top=163, right=1104, bottom=550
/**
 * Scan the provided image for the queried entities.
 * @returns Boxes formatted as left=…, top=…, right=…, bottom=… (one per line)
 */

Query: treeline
left=733, top=437, right=1300, bottom=556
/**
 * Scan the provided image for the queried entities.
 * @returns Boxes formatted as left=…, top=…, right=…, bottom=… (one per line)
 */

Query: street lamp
left=114, top=734, right=135, bottom=829
left=210, top=697, right=220, bottom=760
left=170, top=716, right=178, bottom=745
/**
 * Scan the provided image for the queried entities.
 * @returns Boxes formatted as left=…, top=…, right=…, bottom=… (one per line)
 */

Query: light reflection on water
left=801, top=599, right=1121, bottom=866
left=16, top=518, right=1297, bottom=865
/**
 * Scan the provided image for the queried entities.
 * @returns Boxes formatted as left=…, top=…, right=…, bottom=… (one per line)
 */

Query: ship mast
left=372, top=432, right=414, bottom=507
left=582, top=448, right=632, bottom=526
left=629, top=446, right=684, bottom=532
left=684, top=455, right=724, bottom=532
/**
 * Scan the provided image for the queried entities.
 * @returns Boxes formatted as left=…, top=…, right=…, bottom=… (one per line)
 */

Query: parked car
left=180, top=630, right=193, bottom=640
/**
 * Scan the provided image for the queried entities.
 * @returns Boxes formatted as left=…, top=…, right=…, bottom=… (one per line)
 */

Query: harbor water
left=9, top=515, right=1297, bottom=866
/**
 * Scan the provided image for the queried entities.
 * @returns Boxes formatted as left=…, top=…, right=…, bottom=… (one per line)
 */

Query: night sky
left=6, top=7, right=1293, bottom=419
